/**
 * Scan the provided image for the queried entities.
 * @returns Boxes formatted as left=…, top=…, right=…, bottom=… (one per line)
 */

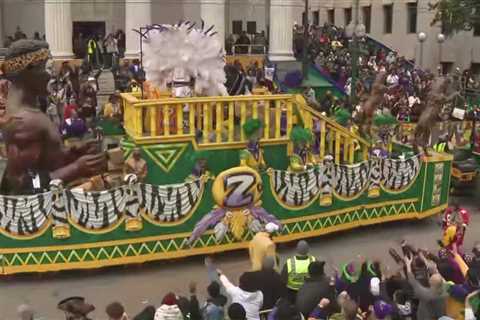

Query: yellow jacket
left=248, top=232, right=276, bottom=271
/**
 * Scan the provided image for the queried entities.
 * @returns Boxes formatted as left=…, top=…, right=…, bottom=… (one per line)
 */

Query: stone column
left=44, top=0, right=74, bottom=59
left=200, top=0, right=226, bottom=48
left=269, top=0, right=297, bottom=61
left=125, top=0, right=151, bottom=59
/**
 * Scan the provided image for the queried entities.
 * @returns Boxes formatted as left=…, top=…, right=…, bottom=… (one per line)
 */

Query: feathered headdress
left=290, top=126, right=313, bottom=144
left=243, top=119, right=262, bottom=138
left=334, top=108, right=351, bottom=127
left=373, top=113, right=398, bottom=127
left=140, top=22, right=227, bottom=97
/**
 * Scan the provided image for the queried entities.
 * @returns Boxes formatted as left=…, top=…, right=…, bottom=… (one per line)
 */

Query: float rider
left=289, top=126, right=314, bottom=172
left=281, top=240, right=316, bottom=303
left=187, top=150, right=210, bottom=181
left=239, top=119, right=266, bottom=171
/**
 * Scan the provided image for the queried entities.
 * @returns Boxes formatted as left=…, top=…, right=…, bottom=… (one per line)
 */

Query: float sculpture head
left=0, top=40, right=107, bottom=195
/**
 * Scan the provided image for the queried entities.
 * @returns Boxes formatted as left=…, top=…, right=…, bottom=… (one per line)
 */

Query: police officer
left=281, top=240, right=316, bottom=303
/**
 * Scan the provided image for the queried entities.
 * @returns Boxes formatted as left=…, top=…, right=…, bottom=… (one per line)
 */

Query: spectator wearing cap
left=154, top=293, right=183, bottom=320
left=369, top=300, right=394, bottom=320
left=248, top=255, right=288, bottom=311
left=296, top=260, right=334, bottom=317
left=106, top=302, right=129, bottom=320
left=281, top=240, right=316, bottom=303
left=228, top=303, right=247, bottom=320
left=218, top=269, right=263, bottom=320
left=248, top=222, right=279, bottom=271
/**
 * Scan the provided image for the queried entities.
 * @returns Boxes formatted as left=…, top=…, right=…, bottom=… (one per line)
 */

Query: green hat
left=373, top=113, right=398, bottom=127
left=290, top=126, right=313, bottom=144
left=243, top=119, right=262, bottom=138
left=334, top=108, right=351, bottom=127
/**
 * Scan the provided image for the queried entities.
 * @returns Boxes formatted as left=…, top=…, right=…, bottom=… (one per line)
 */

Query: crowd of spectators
left=226, top=31, right=268, bottom=55
left=3, top=26, right=44, bottom=47
left=294, top=23, right=480, bottom=123
left=15, top=208, right=480, bottom=320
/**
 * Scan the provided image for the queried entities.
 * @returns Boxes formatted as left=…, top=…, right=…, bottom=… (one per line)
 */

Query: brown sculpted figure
left=0, top=40, right=106, bottom=195
left=413, top=76, right=458, bottom=156
left=356, top=72, right=387, bottom=138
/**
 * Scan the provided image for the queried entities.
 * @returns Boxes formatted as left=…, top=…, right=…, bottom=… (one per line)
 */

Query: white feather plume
left=141, top=22, right=228, bottom=96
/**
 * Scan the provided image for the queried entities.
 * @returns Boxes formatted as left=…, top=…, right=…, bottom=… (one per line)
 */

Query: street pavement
left=0, top=191, right=478, bottom=320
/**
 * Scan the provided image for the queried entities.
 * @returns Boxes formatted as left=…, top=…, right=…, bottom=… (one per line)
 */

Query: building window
left=474, top=22, right=480, bottom=37
left=383, top=4, right=393, bottom=34
left=344, top=8, right=352, bottom=26
left=313, top=10, right=320, bottom=26
left=327, top=9, right=335, bottom=25
left=441, top=62, right=453, bottom=75
left=472, top=63, right=480, bottom=76
left=232, top=20, right=243, bottom=35
left=362, top=6, right=371, bottom=33
left=407, top=2, right=418, bottom=34
left=247, top=21, right=257, bottom=34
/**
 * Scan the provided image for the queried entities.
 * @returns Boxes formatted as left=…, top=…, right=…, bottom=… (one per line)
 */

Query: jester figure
left=240, top=119, right=266, bottom=171
left=441, top=206, right=471, bottom=254
left=289, top=126, right=314, bottom=172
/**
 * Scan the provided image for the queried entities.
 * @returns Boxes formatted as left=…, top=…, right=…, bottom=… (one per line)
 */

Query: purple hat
left=374, top=300, right=394, bottom=319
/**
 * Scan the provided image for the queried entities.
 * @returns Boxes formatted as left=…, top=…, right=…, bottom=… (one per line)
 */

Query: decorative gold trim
left=368, top=188, right=380, bottom=198
left=52, top=225, right=71, bottom=239
left=142, top=143, right=188, bottom=172
left=0, top=204, right=445, bottom=275
left=67, top=215, right=126, bottom=235
left=0, top=216, right=52, bottom=240
left=0, top=198, right=419, bottom=254
left=319, top=194, right=332, bottom=207
left=125, top=216, right=143, bottom=232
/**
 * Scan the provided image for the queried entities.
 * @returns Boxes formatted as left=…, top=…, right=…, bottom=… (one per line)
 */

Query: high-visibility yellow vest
left=286, top=255, right=316, bottom=290
left=434, top=142, right=447, bottom=153
left=87, top=39, right=97, bottom=55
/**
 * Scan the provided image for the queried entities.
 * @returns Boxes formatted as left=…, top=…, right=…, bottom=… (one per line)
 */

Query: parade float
left=0, top=24, right=452, bottom=275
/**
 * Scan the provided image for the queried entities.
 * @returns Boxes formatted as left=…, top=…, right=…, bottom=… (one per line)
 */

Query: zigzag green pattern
left=1, top=202, right=416, bottom=267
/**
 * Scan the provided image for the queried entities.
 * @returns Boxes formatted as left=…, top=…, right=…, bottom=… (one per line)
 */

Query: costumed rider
left=440, top=205, right=470, bottom=255
left=187, top=150, right=210, bottom=181
left=289, top=126, right=314, bottom=172
left=248, top=222, right=280, bottom=271
left=239, top=119, right=266, bottom=171
left=0, top=40, right=107, bottom=195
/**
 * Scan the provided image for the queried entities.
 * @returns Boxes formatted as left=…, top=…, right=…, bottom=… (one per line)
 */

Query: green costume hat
left=334, top=108, right=351, bottom=127
left=243, top=119, right=262, bottom=138
left=373, top=113, right=398, bottom=127
left=290, top=126, right=313, bottom=144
